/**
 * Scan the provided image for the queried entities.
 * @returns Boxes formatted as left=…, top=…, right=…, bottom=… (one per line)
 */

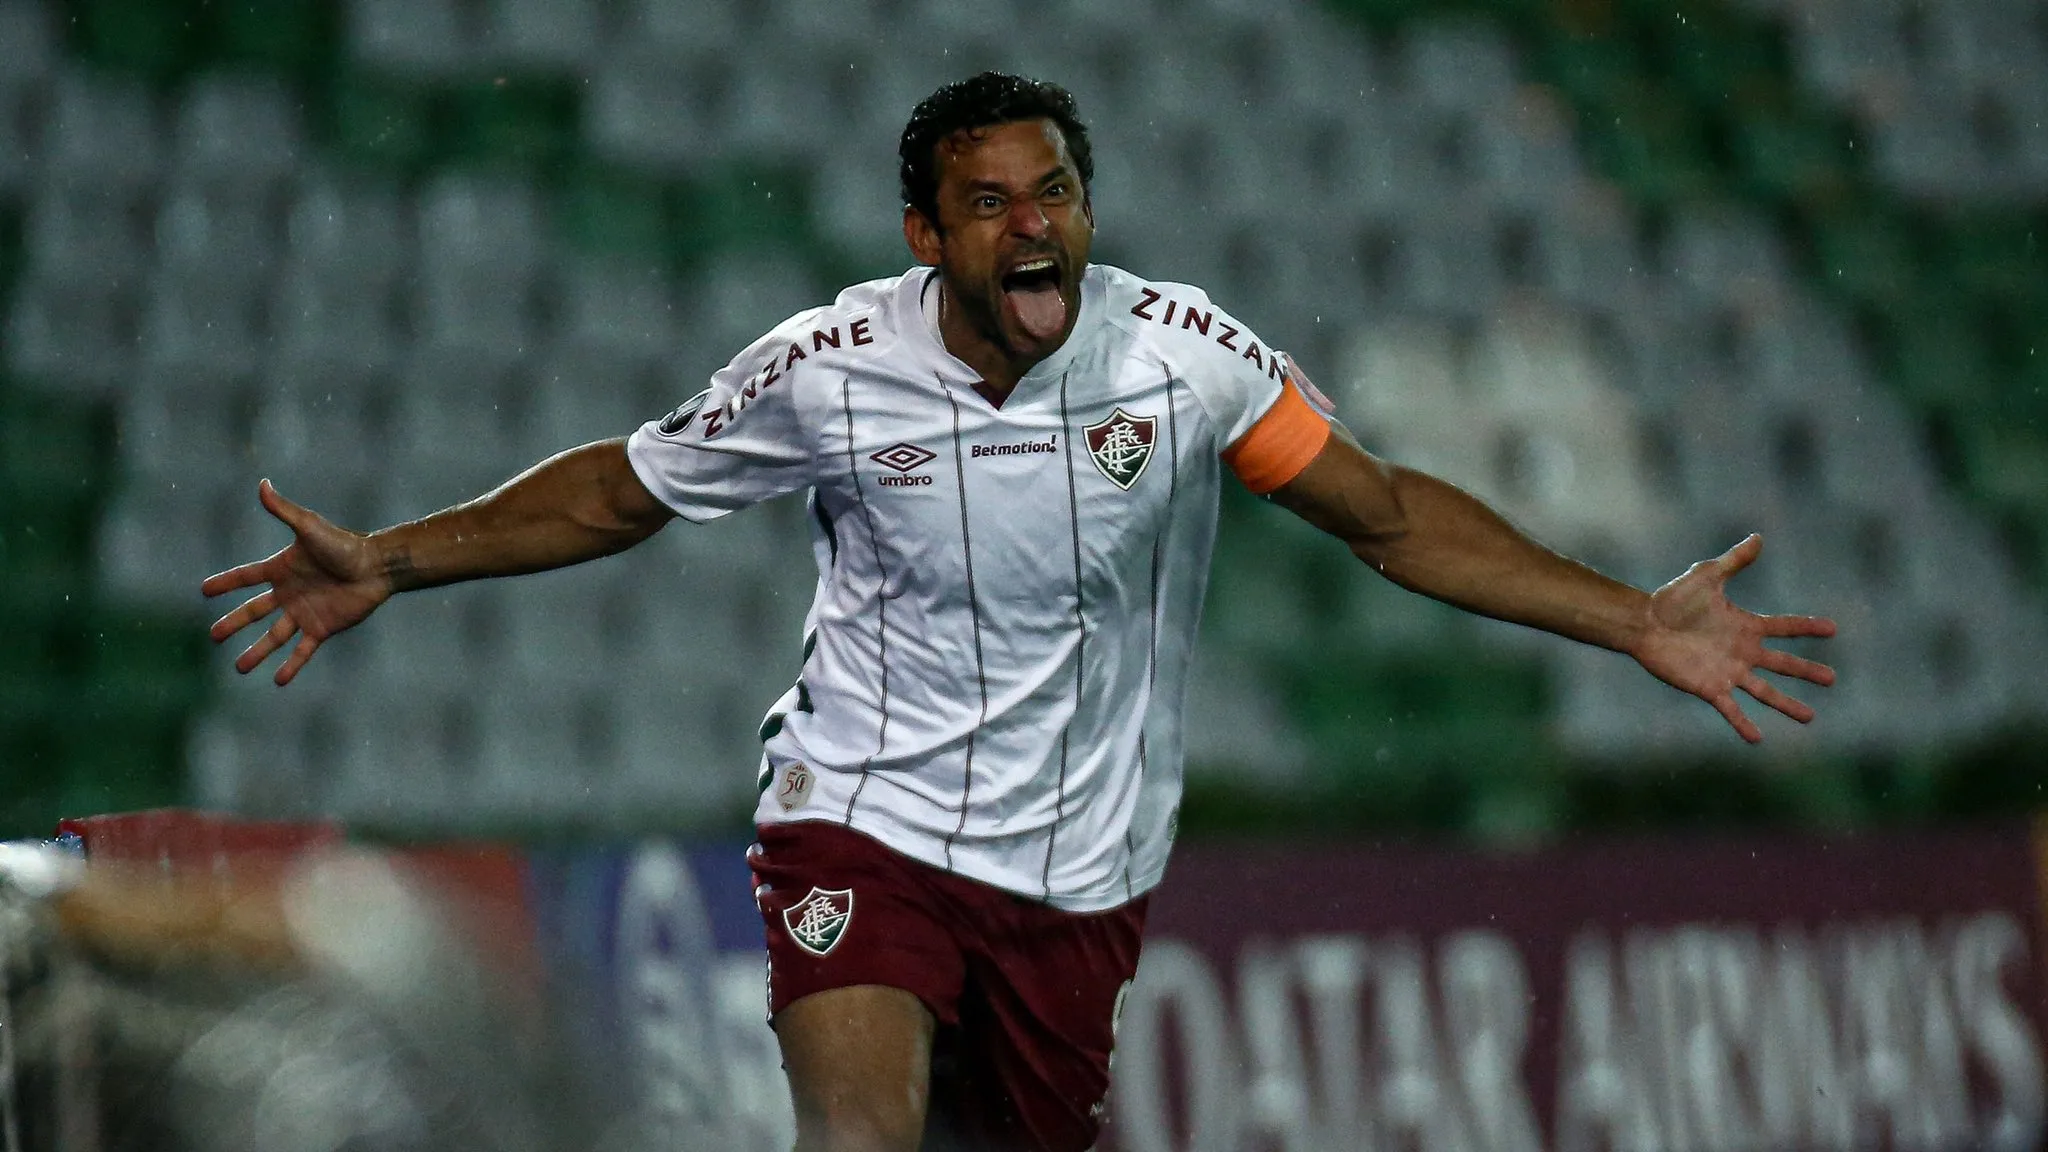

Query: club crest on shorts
left=783, top=887, right=854, bottom=957
left=1083, top=407, right=1157, bottom=490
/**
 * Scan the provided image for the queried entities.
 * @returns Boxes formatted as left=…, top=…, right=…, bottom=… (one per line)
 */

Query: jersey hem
left=760, top=808, right=1162, bottom=914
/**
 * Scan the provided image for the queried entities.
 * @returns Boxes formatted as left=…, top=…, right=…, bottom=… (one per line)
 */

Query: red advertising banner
left=1107, top=825, right=2048, bottom=1152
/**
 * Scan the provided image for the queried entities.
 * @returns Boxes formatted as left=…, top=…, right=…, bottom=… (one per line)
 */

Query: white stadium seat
left=285, top=172, right=413, bottom=288
left=3, top=275, right=135, bottom=398
left=168, top=75, right=305, bottom=190
left=348, top=0, right=480, bottom=79
left=484, top=0, right=606, bottom=73
left=40, top=69, right=161, bottom=190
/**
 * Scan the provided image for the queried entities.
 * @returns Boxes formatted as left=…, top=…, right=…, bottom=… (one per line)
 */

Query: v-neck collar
left=909, top=265, right=1097, bottom=412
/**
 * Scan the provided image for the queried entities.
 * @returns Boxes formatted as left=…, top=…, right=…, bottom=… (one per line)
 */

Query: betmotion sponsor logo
left=971, top=436, right=1058, bottom=460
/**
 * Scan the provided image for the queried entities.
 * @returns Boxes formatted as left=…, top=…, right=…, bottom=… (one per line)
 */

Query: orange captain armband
left=1221, top=377, right=1332, bottom=494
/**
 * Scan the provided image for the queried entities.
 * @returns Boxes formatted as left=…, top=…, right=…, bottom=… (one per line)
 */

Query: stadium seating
left=1, top=0, right=2042, bottom=840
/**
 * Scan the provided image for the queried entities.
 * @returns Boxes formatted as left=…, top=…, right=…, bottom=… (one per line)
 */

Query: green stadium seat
left=1935, top=217, right=2045, bottom=311
left=83, top=608, right=215, bottom=698
left=74, top=0, right=207, bottom=87
left=49, top=674, right=191, bottom=799
left=1732, top=110, right=1853, bottom=205
left=325, top=69, right=438, bottom=175
left=1279, top=645, right=1551, bottom=783
left=1764, top=759, right=1869, bottom=831
left=1879, top=305, right=2001, bottom=415
left=1474, top=0, right=1554, bottom=38
left=1639, top=4, right=1782, bottom=112
left=213, top=0, right=330, bottom=76
left=0, top=668, right=69, bottom=834
left=0, top=605, right=55, bottom=681
left=556, top=163, right=673, bottom=264
left=0, top=503, right=83, bottom=619
left=1960, top=424, right=2048, bottom=515
left=1333, top=0, right=1431, bottom=33
left=1203, top=555, right=1320, bottom=663
left=1583, top=86, right=1715, bottom=206
left=675, top=166, right=817, bottom=263
left=1536, top=33, right=1641, bottom=112
left=0, top=391, right=106, bottom=515
left=1808, top=207, right=1921, bottom=311
left=443, top=76, right=578, bottom=173
left=0, top=204, right=22, bottom=302
left=56, top=760, right=183, bottom=826
left=2015, top=350, right=2048, bottom=428
left=1464, top=767, right=1568, bottom=846
left=2003, top=510, right=2048, bottom=587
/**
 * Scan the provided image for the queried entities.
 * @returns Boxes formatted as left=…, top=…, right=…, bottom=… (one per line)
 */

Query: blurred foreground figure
left=205, top=73, right=1837, bottom=1151
left=0, top=840, right=618, bottom=1152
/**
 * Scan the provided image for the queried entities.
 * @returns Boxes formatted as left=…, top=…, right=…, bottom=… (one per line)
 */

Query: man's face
left=907, top=117, right=1094, bottom=359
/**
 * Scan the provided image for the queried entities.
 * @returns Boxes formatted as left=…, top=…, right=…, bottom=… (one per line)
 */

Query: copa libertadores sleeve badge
left=657, top=388, right=712, bottom=436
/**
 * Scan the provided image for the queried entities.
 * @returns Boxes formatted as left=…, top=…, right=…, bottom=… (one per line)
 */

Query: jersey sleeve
left=1144, top=284, right=1333, bottom=495
left=627, top=320, right=822, bottom=522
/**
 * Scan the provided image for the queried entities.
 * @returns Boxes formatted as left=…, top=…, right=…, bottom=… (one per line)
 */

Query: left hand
left=1631, top=534, right=1837, bottom=743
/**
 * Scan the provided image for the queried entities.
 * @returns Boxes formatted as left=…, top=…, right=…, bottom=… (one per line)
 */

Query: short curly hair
left=898, top=72, right=1094, bottom=230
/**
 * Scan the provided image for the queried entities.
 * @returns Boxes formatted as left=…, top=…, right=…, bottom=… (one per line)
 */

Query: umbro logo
left=871, top=443, right=936, bottom=487
left=871, top=443, right=936, bottom=472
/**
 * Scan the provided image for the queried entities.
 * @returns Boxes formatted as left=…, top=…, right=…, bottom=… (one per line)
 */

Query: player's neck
left=937, top=284, right=1038, bottom=406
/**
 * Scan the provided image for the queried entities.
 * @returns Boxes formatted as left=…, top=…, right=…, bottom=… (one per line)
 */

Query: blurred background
left=1, top=0, right=2045, bottom=847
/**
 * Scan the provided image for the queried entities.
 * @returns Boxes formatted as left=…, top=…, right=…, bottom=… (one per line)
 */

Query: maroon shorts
left=751, top=820, right=1147, bottom=1152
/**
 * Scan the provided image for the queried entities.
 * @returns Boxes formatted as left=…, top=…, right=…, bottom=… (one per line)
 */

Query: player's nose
left=1007, top=198, right=1050, bottom=237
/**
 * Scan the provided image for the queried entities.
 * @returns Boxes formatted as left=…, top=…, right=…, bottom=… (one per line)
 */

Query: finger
left=274, top=633, right=322, bottom=687
left=235, top=613, right=299, bottom=674
left=1712, top=533, right=1764, bottom=580
left=210, top=590, right=278, bottom=643
left=201, top=559, right=274, bottom=599
left=258, top=478, right=320, bottom=536
left=1709, top=692, right=1764, bottom=744
left=1742, top=673, right=1815, bottom=724
left=1762, top=614, right=1836, bottom=639
left=1757, top=648, right=1836, bottom=687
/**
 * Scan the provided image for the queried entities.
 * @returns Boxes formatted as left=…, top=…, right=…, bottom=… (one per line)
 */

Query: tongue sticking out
left=1004, top=283, right=1068, bottom=342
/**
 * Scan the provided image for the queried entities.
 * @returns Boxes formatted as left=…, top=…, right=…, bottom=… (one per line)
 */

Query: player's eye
left=974, top=194, right=1004, bottom=213
left=1043, top=182, right=1069, bottom=200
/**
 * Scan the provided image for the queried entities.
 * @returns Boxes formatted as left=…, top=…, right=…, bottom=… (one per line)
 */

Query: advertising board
left=48, top=811, right=2045, bottom=1151
left=1109, top=828, right=2047, bottom=1152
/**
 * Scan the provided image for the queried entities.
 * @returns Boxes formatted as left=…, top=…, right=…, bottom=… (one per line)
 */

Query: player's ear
left=904, top=205, right=942, bottom=267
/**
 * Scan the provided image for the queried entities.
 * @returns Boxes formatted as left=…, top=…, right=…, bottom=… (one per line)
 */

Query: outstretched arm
left=1268, top=421, right=1836, bottom=743
left=203, top=438, right=674, bottom=685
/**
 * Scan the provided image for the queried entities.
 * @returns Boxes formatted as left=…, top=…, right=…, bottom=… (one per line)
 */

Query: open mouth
left=999, top=257, right=1066, bottom=342
left=1000, top=257, right=1062, bottom=293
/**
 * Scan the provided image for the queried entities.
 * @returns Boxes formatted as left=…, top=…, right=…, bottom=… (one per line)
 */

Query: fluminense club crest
left=1083, top=407, right=1157, bottom=491
left=782, top=886, right=854, bottom=957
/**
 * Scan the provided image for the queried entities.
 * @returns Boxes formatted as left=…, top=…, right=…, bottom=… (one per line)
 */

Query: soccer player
left=205, top=74, right=1836, bottom=1152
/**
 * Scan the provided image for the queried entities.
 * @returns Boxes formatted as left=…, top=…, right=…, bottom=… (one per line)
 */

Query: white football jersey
left=628, top=264, right=1332, bottom=911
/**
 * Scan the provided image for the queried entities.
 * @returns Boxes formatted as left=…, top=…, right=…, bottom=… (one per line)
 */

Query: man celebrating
left=206, top=74, right=1835, bottom=1151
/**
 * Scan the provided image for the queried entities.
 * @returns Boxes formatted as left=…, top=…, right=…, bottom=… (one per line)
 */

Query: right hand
left=202, top=480, right=392, bottom=686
